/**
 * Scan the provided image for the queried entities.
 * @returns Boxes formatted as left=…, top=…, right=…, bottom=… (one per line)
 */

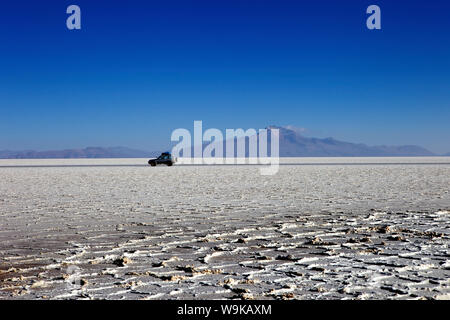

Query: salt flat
left=0, top=158, right=449, bottom=300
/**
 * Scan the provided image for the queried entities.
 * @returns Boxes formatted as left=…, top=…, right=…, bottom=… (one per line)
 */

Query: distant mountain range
left=268, top=126, right=439, bottom=157
left=0, top=127, right=447, bottom=158
left=0, top=147, right=159, bottom=159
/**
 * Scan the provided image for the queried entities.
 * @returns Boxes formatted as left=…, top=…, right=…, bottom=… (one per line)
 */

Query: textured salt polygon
left=0, top=158, right=449, bottom=300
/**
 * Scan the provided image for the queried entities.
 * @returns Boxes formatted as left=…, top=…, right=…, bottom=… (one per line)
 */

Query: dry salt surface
left=0, top=157, right=449, bottom=300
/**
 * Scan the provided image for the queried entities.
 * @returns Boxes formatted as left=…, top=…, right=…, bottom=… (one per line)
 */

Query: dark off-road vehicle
left=148, top=152, right=177, bottom=167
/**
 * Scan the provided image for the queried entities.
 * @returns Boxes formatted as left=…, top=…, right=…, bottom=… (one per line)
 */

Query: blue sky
left=1, top=0, right=449, bottom=153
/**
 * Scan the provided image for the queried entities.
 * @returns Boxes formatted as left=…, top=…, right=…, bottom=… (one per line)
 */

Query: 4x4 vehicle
left=148, top=152, right=177, bottom=167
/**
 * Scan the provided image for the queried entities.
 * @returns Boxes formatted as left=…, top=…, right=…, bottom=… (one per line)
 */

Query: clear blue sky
left=1, top=0, right=449, bottom=153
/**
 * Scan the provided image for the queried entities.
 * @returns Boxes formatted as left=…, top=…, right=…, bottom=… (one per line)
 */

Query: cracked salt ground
left=0, top=158, right=449, bottom=299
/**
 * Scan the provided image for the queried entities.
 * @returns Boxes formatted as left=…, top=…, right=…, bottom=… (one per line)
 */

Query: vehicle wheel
left=150, top=162, right=156, bottom=167
left=167, top=162, right=173, bottom=167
